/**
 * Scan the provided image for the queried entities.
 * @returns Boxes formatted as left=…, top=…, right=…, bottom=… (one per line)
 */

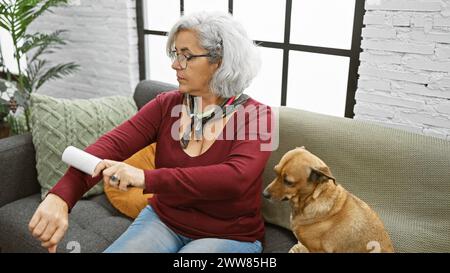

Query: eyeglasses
left=169, top=50, right=211, bottom=70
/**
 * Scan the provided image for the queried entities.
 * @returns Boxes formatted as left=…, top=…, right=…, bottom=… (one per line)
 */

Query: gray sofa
left=1, top=80, right=449, bottom=253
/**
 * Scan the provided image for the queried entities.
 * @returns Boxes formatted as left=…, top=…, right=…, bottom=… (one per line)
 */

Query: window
left=0, top=28, right=27, bottom=75
left=136, top=0, right=365, bottom=117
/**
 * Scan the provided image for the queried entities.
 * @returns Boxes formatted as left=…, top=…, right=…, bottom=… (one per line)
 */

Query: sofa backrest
left=133, top=80, right=178, bottom=109
left=134, top=80, right=450, bottom=253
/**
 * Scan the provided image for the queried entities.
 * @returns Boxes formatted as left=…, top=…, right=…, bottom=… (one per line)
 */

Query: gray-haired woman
left=29, top=11, right=273, bottom=253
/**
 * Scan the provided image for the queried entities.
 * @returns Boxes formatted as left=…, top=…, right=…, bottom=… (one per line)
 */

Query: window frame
left=136, top=0, right=366, bottom=118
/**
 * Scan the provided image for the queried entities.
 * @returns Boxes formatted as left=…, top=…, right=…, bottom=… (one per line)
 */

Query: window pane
left=291, top=0, right=355, bottom=49
left=144, top=0, right=180, bottom=31
left=0, top=28, right=27, bottom=75
left=287, top=51, right=349, bottom=117
left=146, top=35, right=178, bottom=85
left=245, top=47, right=283, bottom=107
left=184, top=0, right=228, bottom=15
left=234, top=0, right=285, bottom=42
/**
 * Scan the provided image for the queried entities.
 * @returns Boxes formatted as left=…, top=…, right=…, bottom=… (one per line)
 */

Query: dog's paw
left=289, top=243, right=309, bottom=253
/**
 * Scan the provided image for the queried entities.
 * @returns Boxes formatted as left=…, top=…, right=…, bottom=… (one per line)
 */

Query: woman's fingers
left=92, top=159, right=119, bottom=177
left=28, top=194, right=69, bottom=253
left=31, top=219, right=49, bottom=238
left=106, top=168, right=131, bottom=191
left=102, top=161, right=122, bottom=186
left=118, top=175, right=130, bottom=191
left=28, top=212, right=41, bottom=233
left=103, top=159, right=119, bottom=166
left=39, top=222, right=57, bottom=242
left=92, top=161, right=106, bottom=178
left=92, top=159, right=113, bottom=177
left=95, top=160, right=138, bottom=191
left=47, top=245, right=57, bottom=253
left=92, top=160, right=122, bottom=188
left=42, top=225, right=67, bottom=250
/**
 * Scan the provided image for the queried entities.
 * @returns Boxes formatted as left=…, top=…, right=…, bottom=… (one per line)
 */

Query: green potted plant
left=0, top=0, right=79, bottom=136
left=0, top=77, right=14, bottom=138
left=0, top=75, right=25, bottom=138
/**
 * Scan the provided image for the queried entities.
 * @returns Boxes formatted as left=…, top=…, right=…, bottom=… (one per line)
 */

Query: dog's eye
left=283, top=179, right=294, bottom=187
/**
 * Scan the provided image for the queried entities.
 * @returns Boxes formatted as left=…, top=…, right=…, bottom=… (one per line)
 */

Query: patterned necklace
left=180, top=93, right=249, bottom=149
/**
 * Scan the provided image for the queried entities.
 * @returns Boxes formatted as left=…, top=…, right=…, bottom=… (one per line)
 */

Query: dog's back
left=304, top=186, right=395, bottom=253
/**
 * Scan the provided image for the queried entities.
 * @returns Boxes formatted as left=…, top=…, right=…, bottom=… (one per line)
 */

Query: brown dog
left=263, top=147, right=394, bottom=253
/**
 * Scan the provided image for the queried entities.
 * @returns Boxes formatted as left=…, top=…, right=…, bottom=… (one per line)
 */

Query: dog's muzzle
left=263, top=190, right=289, bottom=201
left=262, top=190, right=271, bottom=199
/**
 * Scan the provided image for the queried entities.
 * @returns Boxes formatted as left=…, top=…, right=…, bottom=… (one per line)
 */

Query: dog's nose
left=262, top=190, right=271, bottom=199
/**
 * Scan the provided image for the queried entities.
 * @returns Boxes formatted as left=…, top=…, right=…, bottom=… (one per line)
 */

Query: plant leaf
left=23, top=59, right=46, bottom=93
left=36, top=62, right=79, bottom=90
left=18, top=30, right=66, bottom=55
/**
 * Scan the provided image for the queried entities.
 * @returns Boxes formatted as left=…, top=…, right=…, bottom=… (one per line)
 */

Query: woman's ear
left=209, top=61, right=221, bottom=74
left=212, top=60, right=221, bottom=71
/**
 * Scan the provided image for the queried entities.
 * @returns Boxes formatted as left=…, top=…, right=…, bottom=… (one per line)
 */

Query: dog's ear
left=309, top=167, right=336, bottom=184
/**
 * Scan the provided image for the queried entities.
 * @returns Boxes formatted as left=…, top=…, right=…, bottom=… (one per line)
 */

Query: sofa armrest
left=0, top=133, right=40, bottom=207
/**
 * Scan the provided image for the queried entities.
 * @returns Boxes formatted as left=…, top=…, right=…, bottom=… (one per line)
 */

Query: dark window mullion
left=280, top=0, right=292, bottom=106
left=289, top=44, right=351, bottom=57
left=144, top=30, right=168, bottom=36
left=345, top=0, right=365, bottom=118
left=255, top=40, right=352, bottom=57
left=180, top=0, right=184, bottom=16
left=136, top=0, right=145, bottom=81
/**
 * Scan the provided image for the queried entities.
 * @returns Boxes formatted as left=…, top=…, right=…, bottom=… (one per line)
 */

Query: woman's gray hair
left=166, top=11, right=261, bottom=97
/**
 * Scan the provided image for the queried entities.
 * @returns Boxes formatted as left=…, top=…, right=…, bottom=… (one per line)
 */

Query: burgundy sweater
left=50, top=90, right=273, bottom=242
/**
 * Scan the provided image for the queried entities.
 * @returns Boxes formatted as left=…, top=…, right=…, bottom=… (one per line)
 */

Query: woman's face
left=172, top=29, right=220, bottom=96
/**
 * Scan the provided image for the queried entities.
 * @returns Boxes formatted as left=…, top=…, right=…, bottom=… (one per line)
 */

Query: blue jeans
left=104, top=205, right=263, bottom=253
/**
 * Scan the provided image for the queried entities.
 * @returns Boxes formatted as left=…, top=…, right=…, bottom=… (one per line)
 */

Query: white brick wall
left=355, top=0, right=450, bottom=141
left=28, top=0, right=139, bottom=99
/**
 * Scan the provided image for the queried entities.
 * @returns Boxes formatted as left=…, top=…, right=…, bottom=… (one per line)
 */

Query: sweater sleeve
left=49, top=93, right=168, bottom=210
left=143, top=105, right=273, bottom=201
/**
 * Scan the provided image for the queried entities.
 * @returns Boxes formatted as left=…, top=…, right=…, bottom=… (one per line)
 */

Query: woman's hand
left=92, top=160, right=145, bottom=191
left=28, top=193, right=69, bottom=253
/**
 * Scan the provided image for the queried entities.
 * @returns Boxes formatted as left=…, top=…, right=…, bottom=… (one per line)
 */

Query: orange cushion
left=104, top=143, right=156, bottom=218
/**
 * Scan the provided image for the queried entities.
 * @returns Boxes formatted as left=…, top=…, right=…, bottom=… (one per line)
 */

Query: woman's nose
left=171, top=59, right=182, bottom=70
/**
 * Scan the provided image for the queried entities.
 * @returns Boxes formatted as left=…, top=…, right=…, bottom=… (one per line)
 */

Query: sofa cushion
left=30, top=94, right=137, bottom=200
left=262, top=223, right=297, bottom=253
left=0, top=194, right=295, bottom=253
left=104, top=143, right=155, bottom=219
left=0, top=194, right=132, bottom=253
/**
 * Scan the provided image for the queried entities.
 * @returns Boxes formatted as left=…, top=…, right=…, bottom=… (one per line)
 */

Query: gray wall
left=355, top=0, right=450, bottom=140
left=28, top=0, right=139, bottom=99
